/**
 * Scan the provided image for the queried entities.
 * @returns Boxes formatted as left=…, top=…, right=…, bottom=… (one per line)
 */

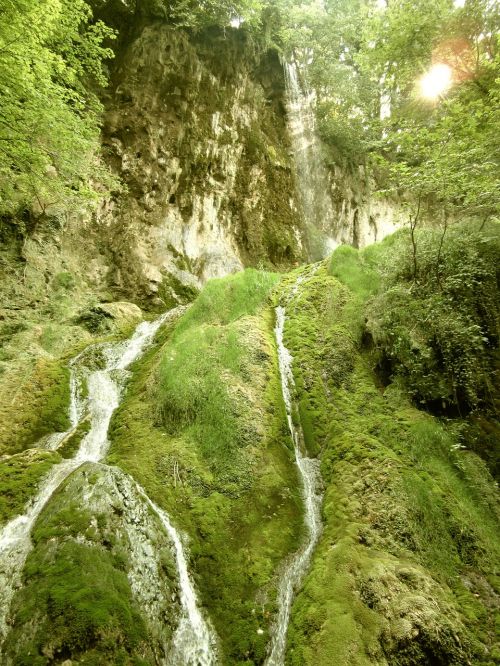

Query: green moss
left=275, top=262, right=499, bottom=665
left=0, top=320, right=28, bottom=343
left=0, top=449, right=61, bottom=526
left=0, top=358, right=71, bottom=455
left=108, top=269, right=304, bottom=663
left=232, top=117, right=303, bottom=269
left=157, top=271, right=199, bottom=311
left=328, top=244, right=380, bottom=301
left=174, top=268, right=280, bottom=332
left=57, top=417, right=91, bottom=459
left=5, top=539, right=148, bottom=665
left=3, top=463, right=179, bottom=664
left=52, top=271, right=76, bottom=291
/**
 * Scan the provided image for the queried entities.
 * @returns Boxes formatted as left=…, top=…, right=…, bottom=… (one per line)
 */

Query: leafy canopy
left=154, top=0, right=265, bottom=29
left=0, top=0, right=116, bottom=217
left=271, top=0, right=499, bottom=221
left=370, top=0, right=500, bottom=220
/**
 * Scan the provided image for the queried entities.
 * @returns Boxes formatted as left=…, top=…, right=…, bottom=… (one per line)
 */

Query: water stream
left=0, top=309, right=216, bottom=664
left=266, top=304, right=323, bottom=665
left=283, top=60, right=339, bottom=256
left=136, top=486, right=216, bottom=666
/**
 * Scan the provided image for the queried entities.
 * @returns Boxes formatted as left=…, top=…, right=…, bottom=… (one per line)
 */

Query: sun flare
left=419, top=63, right=453, bottom=100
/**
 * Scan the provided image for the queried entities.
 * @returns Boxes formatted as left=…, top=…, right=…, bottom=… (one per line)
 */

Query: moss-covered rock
left=0, top=449, right=61, bottom=527
left=107, top=269, right=304, bottom=664
left=4, top=463, right=181, bottom=665
left=0, top=358, right=71, bottom=456
left=276, top=262, right=499, bottom=665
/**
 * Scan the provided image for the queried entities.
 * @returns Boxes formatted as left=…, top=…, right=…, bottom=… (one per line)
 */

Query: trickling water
left=283, top=60, right=339, bottom=256
left=266, top=305, right=323, bottom=666
left=136, top=487, right=216, bottom=666
left=0, top=308, right=216, bottom=664
left=43, top=353, right=88, bottom=451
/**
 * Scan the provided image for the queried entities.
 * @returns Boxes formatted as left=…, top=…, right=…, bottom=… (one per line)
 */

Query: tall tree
left=0, top=0, right=115, bottom=218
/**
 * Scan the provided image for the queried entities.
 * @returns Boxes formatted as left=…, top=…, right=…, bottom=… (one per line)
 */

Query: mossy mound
left=4, top=464, right=181, bottom=665
left=0, top=449, right=61, bottom=526
left=276, top=262, right=499, bottom=665
left=108, top=269, right=304, bottom=664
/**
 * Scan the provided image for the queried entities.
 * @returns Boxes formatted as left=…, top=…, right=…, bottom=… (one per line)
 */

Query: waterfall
left=0, top=308, right=216, bottom=664
left=266, top=304, right=323, bottom=665
left=135, top=487, right=216, bottom=666
left=283, top=59, right=339, bottom=257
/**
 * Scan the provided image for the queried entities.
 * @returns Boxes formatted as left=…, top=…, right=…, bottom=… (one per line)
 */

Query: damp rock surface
left=2, top=463, right=181, bottom=665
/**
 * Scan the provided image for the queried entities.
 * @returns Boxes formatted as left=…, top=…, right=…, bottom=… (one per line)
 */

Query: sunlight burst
left=419, top=63, right=453, bottom=100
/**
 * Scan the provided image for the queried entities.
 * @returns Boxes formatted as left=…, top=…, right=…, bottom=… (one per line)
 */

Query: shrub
left=366, top=222, right=499, bottom=412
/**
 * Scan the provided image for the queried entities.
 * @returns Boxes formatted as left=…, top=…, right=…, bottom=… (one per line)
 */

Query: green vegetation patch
left=5, top=535, right=149, bottom=665
left=276, top=262, right=499, bottom=665
left=0, top=358, right=71, bottom=456
left=57, top=418, right=92, bottom=460
left=0, top=449, right=61, bottom=526
left=4, top=463, right=179, bottom=665
left=330, top=222, right=500, bottom=475
left=108, top=269, right=304, bottom=664
left=5, top=541, right=148, bottom=666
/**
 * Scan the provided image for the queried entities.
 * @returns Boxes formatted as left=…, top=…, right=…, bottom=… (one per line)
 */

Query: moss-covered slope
left=276, top=261, right=499, bottom=665
left=108, top=269, right=304, bottom=664
left=0, top=246, right=498, bottom=665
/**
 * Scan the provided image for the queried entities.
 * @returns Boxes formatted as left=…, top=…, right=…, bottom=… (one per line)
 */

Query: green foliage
left=0, top=0, right=116, bottom=217
left=164, top=0, right=264, bottom=29
left=329, top=244, right=380, bottom=300
left=360, top=0, right=453, bottom=90
left=159, top=324, right=252, bottom=482
left=366, top=0, right=500, bottom=219
left=274, top=0, right=499, bottom=218
left=155, top=269, right=290, bottom=501
left=277, top=264, right=499, bottom=665
left=274, top=0, right=379, bottom=159
left=365, top=222, right=500, bottom=411
left=174, top=268, right=280, bottom=332
left=108, top=269, right=304, bottom=663
left=328, top=236, right=403, bottom=339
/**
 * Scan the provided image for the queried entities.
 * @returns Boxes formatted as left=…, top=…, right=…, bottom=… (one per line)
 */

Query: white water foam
left=266, top=305, right=323, bottom=665
left=136, top=487, right=217, bottom=666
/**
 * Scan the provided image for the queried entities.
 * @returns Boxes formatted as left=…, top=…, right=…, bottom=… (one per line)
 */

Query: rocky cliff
left=0, top=19, right=407, bottom=454
left=98, top=23, right=306, bottom=306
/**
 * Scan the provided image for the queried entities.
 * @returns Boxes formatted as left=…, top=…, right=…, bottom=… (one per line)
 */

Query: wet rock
left=98, top=301, right=143, bottom=331
left=2, top=463, right=181, bottom=664
left=74, top=301, right=142, bottom=334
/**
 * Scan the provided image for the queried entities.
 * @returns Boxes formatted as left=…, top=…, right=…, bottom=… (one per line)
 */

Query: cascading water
left=0, top=308, right=216, bottom=664
left=283, top=60, right=339, bottom=256
left=135, top=487, right=216, bottom=666
left=43, top=363, right=83, bottom=451
left=266, top=303, right=323, bottom=666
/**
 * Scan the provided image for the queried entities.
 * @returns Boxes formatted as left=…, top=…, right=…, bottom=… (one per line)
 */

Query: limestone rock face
left=98, top=301, right=143, bottom=327
left=99, top=25, right=304, bottom=303
left=329, top=164, right=405, bottom=249
left=74, top=301, right=144, bottom=334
